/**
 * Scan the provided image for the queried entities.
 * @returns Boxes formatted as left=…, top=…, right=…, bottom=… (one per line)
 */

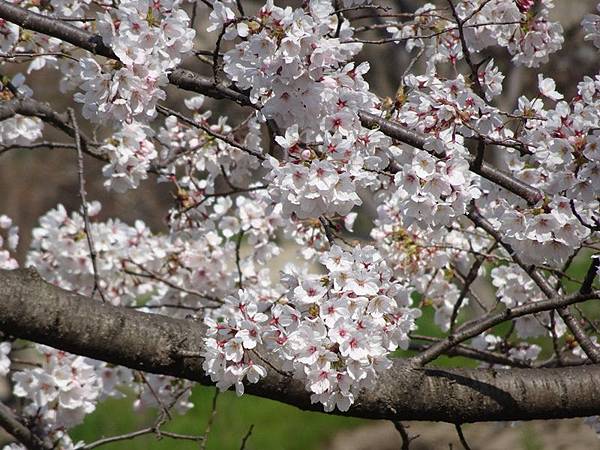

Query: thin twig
left=123, top=261, right=223, bottom=304
left=239, top=424, right=254, bottom=450
left=137, top=371, right=172, bottom=421
left=83, top=427, right=204, bottom=449
left=200, top=390, right=220, bottom=450
left=157, top=105, right=265, bottom=161
left=235, top=229, right=245, bottom=289
left=449, top=241, right=498, bottom=332
left=319, top=216, right=336, bottom=245
left=68, top=108, right=107, bottom=303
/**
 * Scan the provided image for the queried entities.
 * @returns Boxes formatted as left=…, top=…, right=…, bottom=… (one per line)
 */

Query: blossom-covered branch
left=2, top=268, right=600, bottom=424
left=0, top=0, right=599, bottom=446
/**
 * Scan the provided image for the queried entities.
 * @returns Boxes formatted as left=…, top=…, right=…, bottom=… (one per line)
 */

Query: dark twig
left=123, top=262, right=223, bottom=304
left=0, top=97, right=105, bottom=161
left=319, top=216, right=336, bottom=245
left=68, top=108, right=107, bottom=303
left=157, top=105, right=265, bottom=160
left=412, top=287, right=600, bottom=366
left=468, top=211, right=600, bottom=363
left=449, top=241, right=498, bottom=332
left=235, top=0, right=244, bottom=16
left=138, top=371, right=172, bottom=421
left=446, top=0, right=485, bottom=99
left=235, top=229, right=245, bottom=289
left=409, top=335, right=531, bottom=368
left=239, top=424, right=254, bottom=450
left=581, top=257, right=600, bottom=295
left=455, top=424, right=473, bottom=450
left=83, top=427, right=204, bottom=449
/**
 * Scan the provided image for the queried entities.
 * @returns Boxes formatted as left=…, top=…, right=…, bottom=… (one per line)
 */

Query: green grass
left=71, top=386, right=365, bottom=450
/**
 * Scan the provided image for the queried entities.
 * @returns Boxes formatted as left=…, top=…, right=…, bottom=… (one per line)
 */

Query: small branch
left=0, top=51, right=79, bottom=62
left=235, top=229, right=245, bottom=290
left=212, top=24, right=228, bottom=83
left=69, top=108, right=106, bottom=303
left=0, top=97, right=105, bottom=162
left=84, top=427, right=154, bottom=449
left=359, top=111, right=543, bottom=206
left=449, top=241, right=497, bottom=332
left=319, top=216, right=336, bottom=245
left=235, top=0, right=244, bottom=16
left=156, top=105, right=265, bottom=161
left=411, top=288, right=600, bottom=366
left=473, top=139, right=485, bottom=171
left=469, top=211, right=600, bottom=363
left=137, top=371, right=172, bottom=421
left=393, top=421, right=418, bottom=450
left=446, top=0, right=485, bottom=99
left=239, top=424, right=254, bottom=450
left=408, top=336, right=531, bottom=368
left=0, top=141, right=80, bottom=157
left=570, top=199, right=600, bottom=232
left=455, top=424, right=473, bottom=450
left=124, top=261, right=223, bottom=305
left=0, top=1, right=115, bottom=57
left=0, top=401, right=52, bottom=450
left=581, top=257, right=600, bottom=295
left=83, top=426, right=204, bottom=449
left=200, top=390, right=219, bottom=450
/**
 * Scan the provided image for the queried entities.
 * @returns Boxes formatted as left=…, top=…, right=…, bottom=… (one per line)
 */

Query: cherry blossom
left=1, top=0, right=600, bottom=443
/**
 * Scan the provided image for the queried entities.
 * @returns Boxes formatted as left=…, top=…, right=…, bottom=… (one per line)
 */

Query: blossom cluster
left=27, top=202, right=238, bottom=310
left=157, top=96, right=263, bottom=195
left=11, top=346, right=119, bottom=449
left=100, top=122, right=157, bottom=192
left=1, top=0, right=600, bottom=443
left=0, top=74, right=43, bottom=148
left=387, top=1, right=563, bottom=68
left=202, top=244, right=421, bottom=411
left=76, top=0, right=194, bottom=123
left=217, top=0, right=392, bottom=218
left=475, top=80, right=600, bottom=267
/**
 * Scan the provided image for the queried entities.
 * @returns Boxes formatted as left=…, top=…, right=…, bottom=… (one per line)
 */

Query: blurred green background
left=71, top=386, right=364, bottom=450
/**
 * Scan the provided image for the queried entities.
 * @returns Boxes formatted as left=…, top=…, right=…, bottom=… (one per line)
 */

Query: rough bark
left=2, top=268, right=600, bottom=424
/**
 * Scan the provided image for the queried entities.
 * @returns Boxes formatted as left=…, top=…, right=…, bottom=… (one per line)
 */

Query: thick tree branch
left=2, top=268, right=600, bottom=423
left=0, top=1, right=113, bottom=57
